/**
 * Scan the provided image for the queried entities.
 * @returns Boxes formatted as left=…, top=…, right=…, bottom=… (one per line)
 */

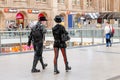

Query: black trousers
left=106, top=38, right=111, bottom=46
left=32, top=42, right=45, bottom=69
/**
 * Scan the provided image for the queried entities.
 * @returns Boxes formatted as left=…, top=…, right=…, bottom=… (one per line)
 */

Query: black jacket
left=52, top=24, right=68, bottom=48
left=28, top=22, right=46, bottom=46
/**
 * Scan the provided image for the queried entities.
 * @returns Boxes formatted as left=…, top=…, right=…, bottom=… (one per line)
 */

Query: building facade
left=0, top=0, right=120, bottom=30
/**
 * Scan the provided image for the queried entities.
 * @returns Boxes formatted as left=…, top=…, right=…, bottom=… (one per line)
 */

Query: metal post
left=81, top=29, right=83, bottom=46
left=19, top=31, right=22, bottom=52
left=102, top=29, right=104, bottom=44
left=68, top=29, right=72, bottom=48
left=92, top=29, right=94, bottom=45
left=118, top=28, right=120, bottom=42
left=0, top=34, right=1, bottom=53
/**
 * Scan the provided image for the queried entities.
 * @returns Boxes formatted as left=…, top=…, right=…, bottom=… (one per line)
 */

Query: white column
left=68, top=0, right=72, bottom=10
left=84, top=0, right=87, bottom=11
left=119, top=0, right=120, bottom=11
left=105, top=0, right=107, bottom=11
left=96, top=0, right=99, bottom=12
left=115, top=0, right=119, bottom=11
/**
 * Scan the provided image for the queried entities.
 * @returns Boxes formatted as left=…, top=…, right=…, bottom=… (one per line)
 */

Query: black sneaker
left=31, top=69, right=40, bottom=73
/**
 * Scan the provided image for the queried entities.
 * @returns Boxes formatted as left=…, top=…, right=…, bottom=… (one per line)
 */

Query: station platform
left=0, top=44, right=120, bottom=80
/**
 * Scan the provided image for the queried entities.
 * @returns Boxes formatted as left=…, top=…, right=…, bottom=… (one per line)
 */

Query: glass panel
left=0, top=28, right=120, bottom=54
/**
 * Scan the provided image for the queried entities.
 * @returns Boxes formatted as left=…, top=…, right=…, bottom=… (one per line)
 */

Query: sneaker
left=106, top=45, right=109, bottom=47
left=31, top=69, right=40, bottom=73
left=110, top=44, right=112, bottom=47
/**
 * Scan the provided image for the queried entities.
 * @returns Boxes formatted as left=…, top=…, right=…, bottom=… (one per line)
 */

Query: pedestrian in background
left=52, top=15, right=71, bottom=74
left=104, top=21, right=112, bottom=47
left=27, top=16, right=48, bottom=73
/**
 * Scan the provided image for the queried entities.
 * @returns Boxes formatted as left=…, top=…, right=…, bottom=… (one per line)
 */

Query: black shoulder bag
left=61, top=27, right=70, bottom=42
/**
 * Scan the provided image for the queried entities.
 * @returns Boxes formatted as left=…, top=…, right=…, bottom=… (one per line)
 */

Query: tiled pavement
left=0, top=44, right=120, bottom=80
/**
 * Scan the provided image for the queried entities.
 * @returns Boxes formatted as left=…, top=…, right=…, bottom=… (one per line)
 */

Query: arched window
left=16, top=13, right=24, bottom=29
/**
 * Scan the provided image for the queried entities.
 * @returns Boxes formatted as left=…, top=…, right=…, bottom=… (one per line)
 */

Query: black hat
left=39, top=16, right=47, bottom=21
left=54, top=15, right=62, bottom=23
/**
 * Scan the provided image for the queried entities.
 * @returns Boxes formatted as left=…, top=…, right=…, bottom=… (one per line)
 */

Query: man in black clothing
left=28, top=16, right=47, bottom=73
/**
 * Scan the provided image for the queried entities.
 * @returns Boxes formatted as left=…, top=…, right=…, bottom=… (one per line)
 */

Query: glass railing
left=0, top=28, right=120, bottom=54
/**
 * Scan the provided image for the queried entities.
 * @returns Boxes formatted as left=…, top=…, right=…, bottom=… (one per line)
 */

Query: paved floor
left=1, top=44, right=120, bottom=80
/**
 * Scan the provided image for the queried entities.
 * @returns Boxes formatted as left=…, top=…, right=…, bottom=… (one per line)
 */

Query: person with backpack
left=104, top=21, right=114, bottom=47
left=27, top=16, right=48, bottom=73
left=52, top=15, right=71, bottom=74
left=110, top=25, right=115, bottom=37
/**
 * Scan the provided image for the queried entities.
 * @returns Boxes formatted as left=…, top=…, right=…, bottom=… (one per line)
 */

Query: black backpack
left=31, top=25, right=43, bottom=42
